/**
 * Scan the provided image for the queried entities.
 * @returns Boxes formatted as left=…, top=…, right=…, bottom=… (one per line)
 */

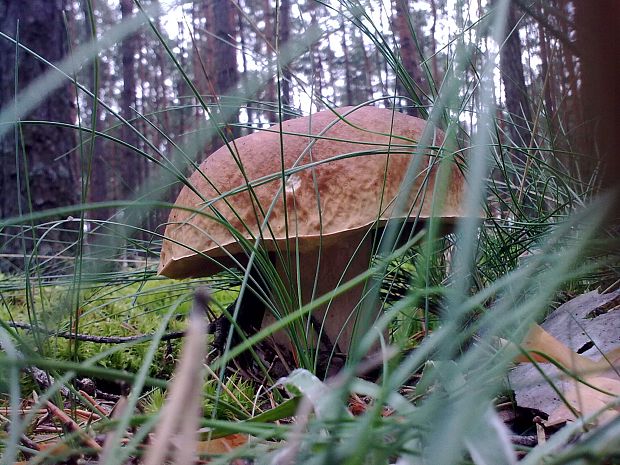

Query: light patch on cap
left=285, top=174, right=302, bottom=195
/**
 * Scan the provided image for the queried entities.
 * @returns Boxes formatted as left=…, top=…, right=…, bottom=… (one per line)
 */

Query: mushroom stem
left=263, top=231, right=378, bottom=357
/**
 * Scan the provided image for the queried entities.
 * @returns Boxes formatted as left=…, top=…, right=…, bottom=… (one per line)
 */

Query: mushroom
left=159, top=106, right=466, bottom=361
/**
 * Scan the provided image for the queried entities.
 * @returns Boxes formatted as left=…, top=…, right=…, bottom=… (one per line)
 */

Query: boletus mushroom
left=159, top=106, right=467, bottom=367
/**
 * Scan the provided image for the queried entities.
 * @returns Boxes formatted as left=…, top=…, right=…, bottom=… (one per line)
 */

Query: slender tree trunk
left=309, top=9, right=324, bottom=109
left=119, top=0, right=138, bottom=199
left=278, top=0, right=292, bottom=115
left=429, top=0, right=440, bottom=86
left=537, top=6, right=555, bottom=120
left=340, top=16, right=354, bottom=106
left=176, top=19, right=190, bottom=138
left=166, top=21, right=190, bottom=223
left=80, top=0, right=108, bottom=221
left=152, top=0, right=169, bottom=149
left=237, top=2, right=253, bottom=128
left=192, top=2, right=208, bottom=124
left=361, top=33, right=374, bottom=101
left=0, top=0, right=79, bottom=272
left=393, top=0, right=424, bottom=116
left=558, top=0, right=581, bottom=140
left=263, top=0, right=276, bottom=123
left=204, top=0, right=239, bottom=138
left=499, top=2, right=532, bottom=155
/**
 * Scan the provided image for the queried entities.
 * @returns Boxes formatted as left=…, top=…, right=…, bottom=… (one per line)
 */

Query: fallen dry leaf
left=509, top=290, right=620, bottom=427
left=514, top=323, right=598, bottom=372
left=546, top=375, right=620, bottom=427
left=196, top=433, right=249, bottom=455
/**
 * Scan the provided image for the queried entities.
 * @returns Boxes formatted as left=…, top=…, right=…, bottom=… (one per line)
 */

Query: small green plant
left=142, top=387, right=167, bottom=414
left=142, top=374, right=257, bottom=421
left=202, top=374, right=257, bottom=420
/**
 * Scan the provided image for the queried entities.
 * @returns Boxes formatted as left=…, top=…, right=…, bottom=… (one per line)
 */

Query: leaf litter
left=8, top=290, right=619, bottom=463
left=509, top=289, right=620, bottom=428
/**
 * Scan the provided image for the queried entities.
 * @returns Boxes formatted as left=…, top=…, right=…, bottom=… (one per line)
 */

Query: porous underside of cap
left=159, top=106, right=467, bottom=278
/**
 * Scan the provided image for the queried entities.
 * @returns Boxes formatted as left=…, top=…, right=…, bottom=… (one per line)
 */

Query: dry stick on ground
left=19, top=433, right=41, bottom=457
left=45, top=400, right=102, bottom=452
left=1, top=406, right=101, bottom=422
left=7, top=321, right=190, bottom=343
left=79, top=390, right=109, bottom=417
left=24, top=365, right=70, bottom=397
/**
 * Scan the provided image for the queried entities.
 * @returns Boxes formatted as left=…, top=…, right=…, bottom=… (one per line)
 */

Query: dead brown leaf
left=196, top=433, right=249, bottom=455
left=513, top=307, right=619, bottom=427
left=546, top=375, right=620, bottom=426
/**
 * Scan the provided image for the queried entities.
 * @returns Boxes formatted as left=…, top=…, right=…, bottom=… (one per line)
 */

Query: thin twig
left=7, top=321, right=217, bottom=343
left=20, top=433, right=41, bottom=454
left=45, top=400, right=102, bottom=452
left=24, top=365, right=70, bottom=397
left=510, top=435, right=538, bottom=447
left=79, top=389, right=109, bottom=417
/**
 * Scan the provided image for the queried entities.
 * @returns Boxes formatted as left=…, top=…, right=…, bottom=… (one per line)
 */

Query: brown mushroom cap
left=159, top=106, right=466, bottom=279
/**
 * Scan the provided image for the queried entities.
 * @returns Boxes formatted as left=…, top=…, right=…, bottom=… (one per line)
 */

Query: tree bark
left=263, top=0, right=276, bottom=122
left=0, top=0, right=79, bottom=272
left=340, top=15, right=354, bottom=106
left=536, top=4, right=555, bottom=122
left=309, top=9, right=324, bottom=110
left=119, top=0, right=139, bottom=199
left=429, top=0, right=440, bottom=86
left=80, top=0, right=108, bottom=221
left=201, top=0, right=239, bottom=141
left=574, top=0, right=620, bottom=221
left=278, top=0, right=292, bottom=115
left=393, top=0, right=424, bottom=116
left=499, top=2, right=532, bottom=151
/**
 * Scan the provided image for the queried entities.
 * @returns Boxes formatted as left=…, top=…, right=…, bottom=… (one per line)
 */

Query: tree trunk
left=210, top=0, right=238, bottom=95
left=499, top=2, right=532, bottom=151
left=340, top=15, right=354, bottom=106
left=279, top=0, right=292, bottom=115
left=361, top=32, right=374, bottom=101
left=81, top=0, right=108, bottom=222
left=204, top=0, right=239, bottom=139
left=574, top=0, right=620, bottom=221
left=119, top=0, right=139, bottom=200
left=262, top=0, right=276, bottom=123
left=309, top=9, right=324, bottom=110
left=237, top=0, right=253, bottom=128
left=536, top=4, right=555, bottom=122
left=0, top=0, right=79, bottom=273
left=429, top=0, right=440, bottom=85
left=393, top=0, right=424, bottom=116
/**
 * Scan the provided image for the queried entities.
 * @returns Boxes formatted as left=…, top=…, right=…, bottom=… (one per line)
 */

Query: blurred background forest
left=1, top=0, right=616, bottom=277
